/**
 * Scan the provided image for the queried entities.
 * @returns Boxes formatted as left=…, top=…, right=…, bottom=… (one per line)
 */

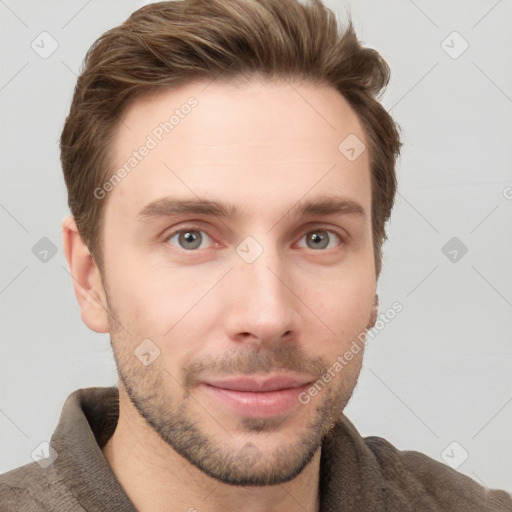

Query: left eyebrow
left=291, top=195, right=366, bottom=220
left=135, top=194, right=367, bottom=223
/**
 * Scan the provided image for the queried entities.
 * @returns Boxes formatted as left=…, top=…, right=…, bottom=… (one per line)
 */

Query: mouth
left=199, top=374, right=315, bottom=418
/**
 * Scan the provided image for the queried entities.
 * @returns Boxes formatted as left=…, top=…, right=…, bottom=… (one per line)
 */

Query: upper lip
left=202, top=374, right=315, bottom=392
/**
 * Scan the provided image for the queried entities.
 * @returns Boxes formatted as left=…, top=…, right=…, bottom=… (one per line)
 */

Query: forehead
left=107, top=78, right=371, bottom=222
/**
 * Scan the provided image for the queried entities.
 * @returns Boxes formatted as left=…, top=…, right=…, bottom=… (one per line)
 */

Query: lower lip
left=200, top=383, right=310, bottom=418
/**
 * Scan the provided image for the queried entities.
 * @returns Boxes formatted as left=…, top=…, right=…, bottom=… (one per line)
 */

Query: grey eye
left=300, top=230, right=341, bottom=250
left=168, top=230, right=212, bottom=250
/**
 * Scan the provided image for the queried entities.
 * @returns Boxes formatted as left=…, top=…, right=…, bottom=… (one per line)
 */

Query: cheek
left=312, top=273, right=375, bottom=327
left=105, top=259, right=224, bottom=344
left=102, top=258, right=162, bottom=338
left=302, top=279, right=375, bottom=369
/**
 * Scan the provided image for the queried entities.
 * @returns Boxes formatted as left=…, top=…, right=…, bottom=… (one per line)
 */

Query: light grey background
left=1, top=0, right=511, bottom=493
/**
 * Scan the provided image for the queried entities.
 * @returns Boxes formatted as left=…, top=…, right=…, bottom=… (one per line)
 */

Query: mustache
left=182, top=343, right=329, bottom=390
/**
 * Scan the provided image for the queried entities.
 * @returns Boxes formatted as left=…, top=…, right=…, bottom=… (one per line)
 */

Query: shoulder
left=0, top=459, right=83, bottom=512
left=0, top=462, right=52, bottom=511
left=364, top=435, right=512, bottom=511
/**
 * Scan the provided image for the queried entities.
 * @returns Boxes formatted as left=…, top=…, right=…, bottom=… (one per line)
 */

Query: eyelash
left=163, top=224, right=345, bottom=252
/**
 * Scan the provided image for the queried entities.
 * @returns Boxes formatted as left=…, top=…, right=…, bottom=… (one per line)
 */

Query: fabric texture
left=0, top=386, right=511, bottom=511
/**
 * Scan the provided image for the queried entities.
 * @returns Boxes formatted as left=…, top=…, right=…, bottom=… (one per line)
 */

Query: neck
left=101, top=388, right=321, bottom=512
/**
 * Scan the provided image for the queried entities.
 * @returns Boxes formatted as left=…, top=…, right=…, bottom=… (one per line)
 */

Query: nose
left=223, top=245, right=301, bottom=347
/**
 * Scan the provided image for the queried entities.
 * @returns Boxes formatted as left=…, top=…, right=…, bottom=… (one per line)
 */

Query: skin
left=63, top=78, right=378, bottom=512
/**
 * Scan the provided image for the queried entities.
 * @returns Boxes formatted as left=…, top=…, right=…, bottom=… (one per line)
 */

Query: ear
left=366, top=293, right=379, bottom=330
left=62, top=215, right=109, bottom=333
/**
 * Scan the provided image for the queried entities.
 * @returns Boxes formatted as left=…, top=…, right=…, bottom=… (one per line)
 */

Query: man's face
left=100, top=78, right=376, bottom=485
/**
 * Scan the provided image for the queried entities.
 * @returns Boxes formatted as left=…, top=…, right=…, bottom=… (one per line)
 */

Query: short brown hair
left=60, top=0, right=401, bottom=277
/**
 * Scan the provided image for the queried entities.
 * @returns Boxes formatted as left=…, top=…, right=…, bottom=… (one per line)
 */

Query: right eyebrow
left=135, top=197, right=242, bottom=223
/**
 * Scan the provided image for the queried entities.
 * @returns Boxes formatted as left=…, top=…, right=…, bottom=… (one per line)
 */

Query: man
left=1, top=0, right=510, bottom=510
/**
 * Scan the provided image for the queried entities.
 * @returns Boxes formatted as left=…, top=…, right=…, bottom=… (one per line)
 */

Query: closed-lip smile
left=202, top=374, right=315, bottom=392
left=199, top=373, right=316, bottom=418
